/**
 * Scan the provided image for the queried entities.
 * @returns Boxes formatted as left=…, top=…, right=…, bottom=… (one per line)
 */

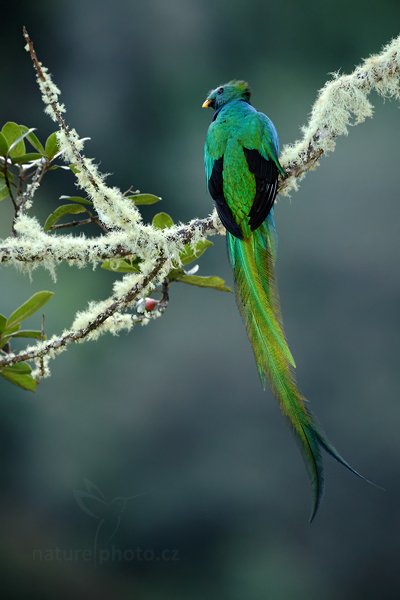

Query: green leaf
left=59, top=195, right=93, bottom=206
left=128, top=193, right=161, bottom=206
left=0, top=314, right=7, bottom=333
left=0, top=363, right=37, bottom=391
left=173, top=273, right=231, bottom=292
left=0, top=132, right=8, bottom=156
left=68, top=164, right=80, bottom=174
left=0, top=323, right=21, bottom=347
left=0, top=183, right=9, bottom=202
left=179, top=240, right=213, bottom=266
left=19, top=125, right=45, bottom=154
left=6, top=291, right=54, bottom=330
left=44, top=204, right=87, bottom=231
left=11, top=152, right=43, bottom=164
left=0, top=371, right=37, bottom=391
left=152, top=212, right=174, bottom=229
left=45, top=132, right=59, bottom=159
left=3, top=361, right=31, bottom=374
left=101, top=258, right=141, bottom=273
left=9, top=329, right=43, bottom=340
left=1, top=122, right=26, bottom=158
left=9, top=127, right=42, bottom=158
left=1, top=323, right=26, bottom=347
left=1, top=324, right=20, bottom=335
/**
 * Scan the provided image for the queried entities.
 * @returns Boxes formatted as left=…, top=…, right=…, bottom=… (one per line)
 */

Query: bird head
left=202, top=80, right=251, bottom=110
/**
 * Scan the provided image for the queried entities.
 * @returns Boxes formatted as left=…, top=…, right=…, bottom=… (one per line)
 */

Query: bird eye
left=217, top=87, right=224, bottom=95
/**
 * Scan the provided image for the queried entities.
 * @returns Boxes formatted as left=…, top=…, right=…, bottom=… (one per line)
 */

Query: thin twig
left=38, top=314, right=45, bottom=378
left=3, top=158, right=17, bottom=210
left=50, top=215, right=108, bottom=232
left=51, top=217, right=98, bottom=231
left=18, top=157, right=49, bottom=212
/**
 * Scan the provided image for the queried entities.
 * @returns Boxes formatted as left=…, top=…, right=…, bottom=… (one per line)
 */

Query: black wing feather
left=208, top=157, right=243, bottom=239
left=243, top=148, right=278, bottom=231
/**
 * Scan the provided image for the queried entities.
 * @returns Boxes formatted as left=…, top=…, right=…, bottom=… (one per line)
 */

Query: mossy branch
left=0, top=29, right=399, bottom=382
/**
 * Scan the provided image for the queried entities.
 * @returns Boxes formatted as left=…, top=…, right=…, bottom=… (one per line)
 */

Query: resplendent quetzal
left=202, top=80, right=368, bottom=520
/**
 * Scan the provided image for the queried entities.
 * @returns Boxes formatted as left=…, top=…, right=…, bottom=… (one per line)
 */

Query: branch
left=0, top=256, right=168, bottom=371
left=0, top=214, right=218, bottom=267
left=22, top=26, right=142, bottom=232
left=279, top=36, right=400, bottom=194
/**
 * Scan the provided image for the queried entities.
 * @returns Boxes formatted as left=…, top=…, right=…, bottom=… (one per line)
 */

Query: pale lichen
left=279, top=34, right=400, bottom=196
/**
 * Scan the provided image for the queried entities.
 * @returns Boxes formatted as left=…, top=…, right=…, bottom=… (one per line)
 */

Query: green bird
left=202, top=80, right=368, bottom=520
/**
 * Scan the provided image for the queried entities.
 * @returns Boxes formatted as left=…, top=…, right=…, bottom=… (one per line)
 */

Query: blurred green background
left=1, top=1, right=400, bottom=598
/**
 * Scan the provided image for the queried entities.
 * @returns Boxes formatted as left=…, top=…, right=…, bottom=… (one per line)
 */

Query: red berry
left=144, top=298, right=158, bottom=311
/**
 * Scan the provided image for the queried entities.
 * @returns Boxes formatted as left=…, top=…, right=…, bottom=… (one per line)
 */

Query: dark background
left=1, top=1, right=399, bottom=598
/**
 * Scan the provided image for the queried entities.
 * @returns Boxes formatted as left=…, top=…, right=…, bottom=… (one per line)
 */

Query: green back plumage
left=203, top=80, right=372, bottom=520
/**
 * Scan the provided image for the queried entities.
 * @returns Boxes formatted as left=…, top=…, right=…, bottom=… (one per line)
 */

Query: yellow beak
left=202, top=99, right=213, bottom=108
